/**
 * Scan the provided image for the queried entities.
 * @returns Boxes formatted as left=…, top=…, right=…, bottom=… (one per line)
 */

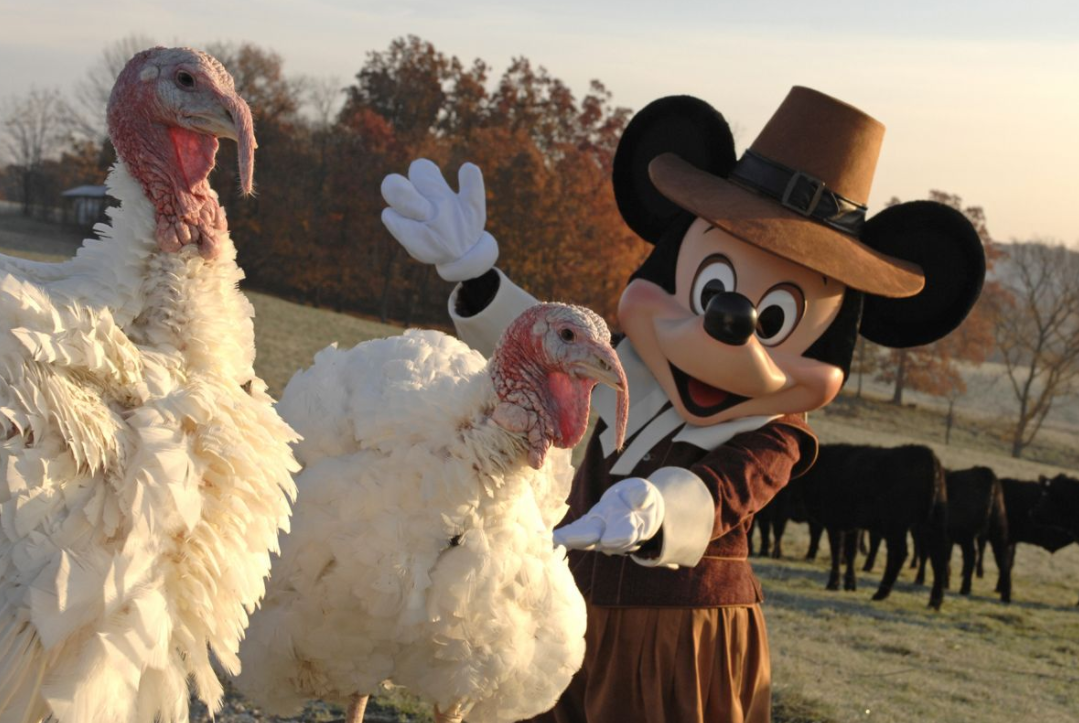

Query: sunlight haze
left=1, top=0, right=1076, bottom=244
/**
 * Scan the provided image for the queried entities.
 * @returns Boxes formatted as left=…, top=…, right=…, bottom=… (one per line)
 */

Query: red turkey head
left=107, top=46, right=255, bottom=258
left=490, top=303, right=629, bottom=469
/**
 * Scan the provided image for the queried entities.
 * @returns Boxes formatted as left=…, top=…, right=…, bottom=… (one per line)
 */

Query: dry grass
left=760, top=524, right=1079, bottom=723
left=3, top=219, right=1077, bottom=722
left=248, top=291, right=402, bottom=397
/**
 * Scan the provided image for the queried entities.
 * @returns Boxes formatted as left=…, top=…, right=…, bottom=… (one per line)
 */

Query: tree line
left=0, top=36, right=1076, bottom=460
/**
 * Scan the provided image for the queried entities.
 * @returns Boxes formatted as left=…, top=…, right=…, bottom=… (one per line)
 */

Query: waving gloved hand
left=380, top=159, right=499, bottom=282
left=553, top=478, right=665, bottom=555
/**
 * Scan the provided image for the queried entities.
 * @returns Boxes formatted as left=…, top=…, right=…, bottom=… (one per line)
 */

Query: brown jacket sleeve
left=688, top=415, right=818, bottom=540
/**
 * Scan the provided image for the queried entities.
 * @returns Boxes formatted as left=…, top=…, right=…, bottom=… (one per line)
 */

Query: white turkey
left=0, top=47, right=298, bottom=723
left=235, top=302, right=629, bottom=723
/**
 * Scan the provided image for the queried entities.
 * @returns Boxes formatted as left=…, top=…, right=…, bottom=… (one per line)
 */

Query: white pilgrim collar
left=591, top=338, right=777, bottom=474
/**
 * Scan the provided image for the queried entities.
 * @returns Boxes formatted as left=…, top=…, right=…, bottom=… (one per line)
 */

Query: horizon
left=2, top=0, right=1077, bottom=245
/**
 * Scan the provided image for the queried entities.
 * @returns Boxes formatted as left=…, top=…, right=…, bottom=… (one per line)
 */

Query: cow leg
left=807, top=521, right=824, bottom=561
left=912, top=528, right=930, bottom=586
left=995, top=543, right=1015, bottom=603
left=944, top=541, right=956, bottom=590
left=915, top=546, right=927, bottom=586
left=843, top=530, right=858, bottom=591
left=958, top=538, right=975, bottom=595
left=872, top=530, right=907, bottom=602
left=924, top=504, right=949, bottom=610
left=759, top=520, right=772, bottom=557
left=908, top=529, right=922, bottom=570
left=826, top=527, right=843, bottom=590
left=862, top=530, right=882, bottom=572
left=975, top=534, right=987, bottom=579
left=771, top=517, right=787, bottom=559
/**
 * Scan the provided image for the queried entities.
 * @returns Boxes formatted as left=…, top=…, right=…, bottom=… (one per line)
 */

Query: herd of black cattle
left=750, top=444, right=1079, bottom=610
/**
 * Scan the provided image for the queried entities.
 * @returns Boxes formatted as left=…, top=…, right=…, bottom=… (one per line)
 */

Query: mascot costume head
left=612, top=86, right=985, bottom=425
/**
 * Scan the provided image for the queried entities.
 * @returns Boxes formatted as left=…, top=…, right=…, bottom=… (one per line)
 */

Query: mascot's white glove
left=554, top=478, right=665, bottom=555
left=381, top=159, right=499, bottom=282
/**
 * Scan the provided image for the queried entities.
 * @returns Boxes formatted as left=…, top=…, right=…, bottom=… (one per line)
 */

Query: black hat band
left=729, top=150, right=867, bottom=237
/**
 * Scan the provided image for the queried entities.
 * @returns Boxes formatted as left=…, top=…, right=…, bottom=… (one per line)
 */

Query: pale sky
left=2, top=0, right=1077, bottom=244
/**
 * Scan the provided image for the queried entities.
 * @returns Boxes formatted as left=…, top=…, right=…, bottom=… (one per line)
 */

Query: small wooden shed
left=60, top=185, right=109, bottom=227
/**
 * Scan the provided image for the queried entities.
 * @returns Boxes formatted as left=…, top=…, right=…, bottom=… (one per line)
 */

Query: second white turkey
left=236, top=302, right=628, bottom=723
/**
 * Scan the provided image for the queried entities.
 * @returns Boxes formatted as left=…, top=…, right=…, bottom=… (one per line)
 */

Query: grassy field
left=2, top=215, right=1077, bottom=722
left=239, top=289, right=1079, bottom=723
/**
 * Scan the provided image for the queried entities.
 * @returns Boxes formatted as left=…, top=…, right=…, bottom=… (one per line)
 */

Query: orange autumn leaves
left=211, top=36, right=648, bottom=331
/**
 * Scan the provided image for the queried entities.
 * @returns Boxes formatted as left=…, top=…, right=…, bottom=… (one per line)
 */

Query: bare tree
left=995, top=240, right=1079, bottom=458
left=0, top=88, right=75, bottom=214
left=851, top=336, right=882, bottom=399
left=72, top=34, right=156, bottom=141
left=297, top=75, right=345, bottom=129
left=876, top=191, right=997, bottom=406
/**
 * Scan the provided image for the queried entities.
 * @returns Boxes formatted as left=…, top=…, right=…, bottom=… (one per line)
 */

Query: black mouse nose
left=703, top=292, right=758, bottom=345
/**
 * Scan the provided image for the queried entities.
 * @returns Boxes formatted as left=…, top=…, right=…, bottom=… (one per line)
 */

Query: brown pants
left=525, top=603, right=771, bottom=723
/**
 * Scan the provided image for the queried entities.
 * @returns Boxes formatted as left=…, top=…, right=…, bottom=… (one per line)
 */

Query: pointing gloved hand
left=553, top=477, right=665, bottom=555
left=380, top=159, right=499, bottom=282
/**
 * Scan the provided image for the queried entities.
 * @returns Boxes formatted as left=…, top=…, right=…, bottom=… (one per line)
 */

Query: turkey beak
left=189, top=90, right=257, bottom=196
left=221, top=92, right=256, bottom=196
left=573, top=345, right=629, bottom=451
left=190, top=104, right=241, bottom=141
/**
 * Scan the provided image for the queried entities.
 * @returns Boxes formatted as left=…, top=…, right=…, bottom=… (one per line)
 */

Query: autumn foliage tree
left=0, top=36, right=649, bottom=338
left=301, top=35, right=647, bottom=327
left=1, top=36, right=646, bottom=331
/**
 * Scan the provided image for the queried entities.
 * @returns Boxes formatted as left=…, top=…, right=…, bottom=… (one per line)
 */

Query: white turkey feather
left=236, top=329, right=585, bottom=723
left=0, top=163, right=299, bottom=723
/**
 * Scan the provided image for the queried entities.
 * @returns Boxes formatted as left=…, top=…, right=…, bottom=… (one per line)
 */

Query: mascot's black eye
left=176, top=71, right=196, bottom=89
left=691, top=255, right=736, bottom=315
left=755, top=284, right=805, bottom=346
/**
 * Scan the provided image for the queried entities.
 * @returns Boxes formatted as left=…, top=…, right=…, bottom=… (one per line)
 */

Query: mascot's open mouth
left=669, top=363, right=747, bottom=417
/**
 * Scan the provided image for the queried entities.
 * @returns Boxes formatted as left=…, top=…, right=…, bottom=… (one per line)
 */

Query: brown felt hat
left=648, top=87, right=924, bottom=298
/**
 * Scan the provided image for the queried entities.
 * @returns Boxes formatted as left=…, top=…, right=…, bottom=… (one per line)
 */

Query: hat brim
left=649, top=153, right=925, bottom=299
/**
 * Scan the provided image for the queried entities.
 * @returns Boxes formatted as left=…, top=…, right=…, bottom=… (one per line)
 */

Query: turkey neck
left=488, top=336, right=553, bottom=470
left=446, top=376, right=535, bottom=482
left=110, top=110, right=229, bottom=260
left=69, top=161, right=256, bottom=383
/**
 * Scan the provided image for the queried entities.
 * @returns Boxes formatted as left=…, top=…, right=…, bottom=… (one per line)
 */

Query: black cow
left=799, top=443, right=950, bottom=609
left=1030, top=473, right=1079, bottom=604
left=911, top=467, right=1008, bottom=598
left=1031, top=474, right=1079, bottom=539
left=979, top=477, right=1075, bottom=604
left=750, top=486, right=790, bottom=559
left=750, top=478, right=824, bottom=560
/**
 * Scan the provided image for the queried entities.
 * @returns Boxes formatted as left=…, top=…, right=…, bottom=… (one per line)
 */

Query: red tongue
left=687, top=377, right=728, bottom=409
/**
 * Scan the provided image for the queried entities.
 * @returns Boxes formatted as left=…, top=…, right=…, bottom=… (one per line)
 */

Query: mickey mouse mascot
left=381, top=87, right=985, bottom=723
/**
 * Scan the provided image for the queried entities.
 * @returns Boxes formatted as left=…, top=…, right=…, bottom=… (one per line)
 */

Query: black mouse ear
left=612, top=96, right=736, bottom=244
left=859, top=200, right=986, bottom=348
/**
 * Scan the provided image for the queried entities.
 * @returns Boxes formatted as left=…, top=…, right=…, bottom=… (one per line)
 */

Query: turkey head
left=107, top=46, right=255, bottom=258
left=490, top=303, right=629, bottom=469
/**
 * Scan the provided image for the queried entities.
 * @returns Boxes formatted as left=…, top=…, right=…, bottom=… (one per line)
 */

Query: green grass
left=3, top=220, right=1078, bottom=722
